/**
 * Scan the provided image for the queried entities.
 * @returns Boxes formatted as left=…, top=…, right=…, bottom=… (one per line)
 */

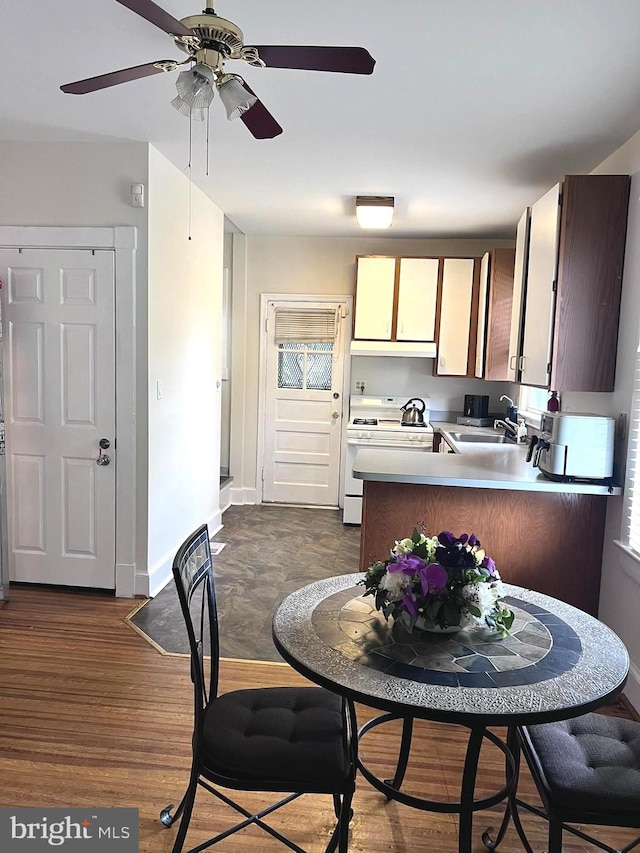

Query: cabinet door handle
left=519, top=356, right=526, bottom=371
left=509, top=355, right=517, bottom=370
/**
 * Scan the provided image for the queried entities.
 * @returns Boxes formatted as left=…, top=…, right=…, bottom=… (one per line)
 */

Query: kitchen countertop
left=352, top=421, right=621, bottom=495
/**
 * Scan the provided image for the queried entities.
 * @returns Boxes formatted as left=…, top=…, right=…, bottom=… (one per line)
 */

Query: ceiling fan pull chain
left=206, top=106, right=210, bottom=177
left=187, top=110, right=193, bottom=241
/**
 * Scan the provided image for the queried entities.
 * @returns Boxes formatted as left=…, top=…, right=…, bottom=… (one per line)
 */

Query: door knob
left=96, top=454, right=111, bottom=466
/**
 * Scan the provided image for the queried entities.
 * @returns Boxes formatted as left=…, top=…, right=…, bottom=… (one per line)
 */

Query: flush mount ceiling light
left=355, top=196, right=394, bottom=229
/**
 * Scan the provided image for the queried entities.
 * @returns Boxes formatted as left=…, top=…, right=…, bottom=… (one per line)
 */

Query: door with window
left=262, top=300, right=348, bottom=505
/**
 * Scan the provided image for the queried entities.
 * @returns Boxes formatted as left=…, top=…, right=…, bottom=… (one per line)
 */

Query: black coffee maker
left=463, top=395, right=489, bottom=418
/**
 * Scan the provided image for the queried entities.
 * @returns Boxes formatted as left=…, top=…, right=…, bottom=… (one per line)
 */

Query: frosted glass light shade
left=218, top=77, right=257, bottom=120
left=355, top=196, right=394, bottom=229
left=171, top=64, right=214, bottom=120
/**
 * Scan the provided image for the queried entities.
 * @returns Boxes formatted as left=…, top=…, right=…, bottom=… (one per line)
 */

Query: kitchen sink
left=450, top=432, right=510, bottom=444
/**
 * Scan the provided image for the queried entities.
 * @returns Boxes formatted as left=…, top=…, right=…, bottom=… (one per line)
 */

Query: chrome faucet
left=494, top=418, right=519, bottom=440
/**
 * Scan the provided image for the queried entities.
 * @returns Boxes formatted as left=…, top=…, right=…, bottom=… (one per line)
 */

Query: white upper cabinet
left=435, top=258, right=476, bottom=376
left=519, top=183, right=562, bottom=388
left=474, top=252, right=490, bottom=378
left=507, top=209, right=531, bottom=382
left=396, top=258, right=439, bottom=341
left=353, top=255, right=439, bottom=343
left=353, top=256, right=396, bottom=340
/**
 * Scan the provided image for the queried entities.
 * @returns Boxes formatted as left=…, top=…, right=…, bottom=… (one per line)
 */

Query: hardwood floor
left=0, top=585, right=638, bottom=853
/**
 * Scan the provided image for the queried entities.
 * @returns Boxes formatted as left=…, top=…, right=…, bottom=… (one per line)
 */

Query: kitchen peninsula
left=353, top=426, right=621, bottom=615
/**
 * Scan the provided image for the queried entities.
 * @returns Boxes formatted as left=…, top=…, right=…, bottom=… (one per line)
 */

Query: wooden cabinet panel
left=396, top=257, right=439, bottom=341
left=353, top=256, right=396, bottom=340
left=435, top=258, right=477, bottom=376
left=552, top=174, right=630, bottom=392
left=484, top=248, right=516, bottom=380
left=475, top=249, right=515, bottom=380
left=360, top=480, right=606, bottom=615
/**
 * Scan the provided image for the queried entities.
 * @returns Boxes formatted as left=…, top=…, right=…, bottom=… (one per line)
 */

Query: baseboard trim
left=139, top=509, right=224, bottom=598
left=230, top=487, right=258, bottom=505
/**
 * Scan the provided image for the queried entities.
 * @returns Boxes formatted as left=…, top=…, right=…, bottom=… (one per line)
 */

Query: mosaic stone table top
left=272, top=576, right=629, bottom=725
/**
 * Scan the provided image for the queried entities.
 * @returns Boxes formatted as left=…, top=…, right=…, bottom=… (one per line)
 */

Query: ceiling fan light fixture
left=171, top=63, right=215, bottom=118
left=355, top=196, right=394, bottom=229
left=217, top=75, right=257, bottom=121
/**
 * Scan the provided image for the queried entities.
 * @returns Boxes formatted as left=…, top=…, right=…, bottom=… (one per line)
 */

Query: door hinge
left=552, top=279, right=557, bottom=292
left=547, top=362, right=552, bottom=374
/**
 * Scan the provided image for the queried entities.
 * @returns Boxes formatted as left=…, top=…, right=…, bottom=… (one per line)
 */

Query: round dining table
left=272, top=574, right=629, bottom=853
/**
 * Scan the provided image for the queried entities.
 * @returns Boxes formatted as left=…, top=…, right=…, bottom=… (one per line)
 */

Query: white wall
left=0, top=141, right=225, bottom=597
left=0, top=140, right=151, bottom=589
left=231, top=235, right=514, bottom=501
left=146, top=146, right=224, bottom=595
left=584, top=130, right=640, bottom=709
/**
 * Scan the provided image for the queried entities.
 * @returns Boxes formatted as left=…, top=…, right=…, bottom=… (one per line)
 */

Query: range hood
left=350, top=341, right=437, bottom=358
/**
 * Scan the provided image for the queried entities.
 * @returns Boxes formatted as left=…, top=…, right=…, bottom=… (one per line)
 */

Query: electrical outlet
left=355, top=380, right=366, bottom=392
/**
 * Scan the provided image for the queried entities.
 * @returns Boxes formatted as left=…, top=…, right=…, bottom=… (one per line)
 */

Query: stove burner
left=352, top=418, right=378, bottom=425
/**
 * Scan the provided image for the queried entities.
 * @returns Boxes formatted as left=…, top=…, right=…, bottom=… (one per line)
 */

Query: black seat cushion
left=202, top=686, right=350, bottom=791
left=525, top=713, right=640, bottom=814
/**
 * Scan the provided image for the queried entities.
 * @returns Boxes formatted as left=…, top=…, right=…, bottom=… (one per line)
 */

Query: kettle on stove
left=400, top=397, right=426, bottom=426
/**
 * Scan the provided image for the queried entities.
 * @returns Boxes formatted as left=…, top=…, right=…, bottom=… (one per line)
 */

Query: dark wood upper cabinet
left=475, top=248, right=516, bottom=381
left=552, top=174, right=630, bottom=392
left=514, top=174, right=630, bottom=391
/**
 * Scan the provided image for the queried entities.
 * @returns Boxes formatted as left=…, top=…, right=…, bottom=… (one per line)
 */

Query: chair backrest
left=172, top=524, right=220, bottom=719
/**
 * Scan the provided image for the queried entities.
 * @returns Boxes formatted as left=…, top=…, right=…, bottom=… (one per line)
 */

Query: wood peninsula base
left=359, top=481, right=607, bottom=615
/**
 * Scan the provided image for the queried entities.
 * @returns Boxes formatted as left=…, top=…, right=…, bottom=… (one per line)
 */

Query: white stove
left=343, top=396, right=434, bottom=524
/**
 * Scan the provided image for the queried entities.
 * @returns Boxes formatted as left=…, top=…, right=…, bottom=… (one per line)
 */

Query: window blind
left=625, top=342, right=640, bottom=555
left=273, top=308, right=338, bottom=343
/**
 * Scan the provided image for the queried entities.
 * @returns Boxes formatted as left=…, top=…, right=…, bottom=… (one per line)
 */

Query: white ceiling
left=3, top=0, right=640, bottom=238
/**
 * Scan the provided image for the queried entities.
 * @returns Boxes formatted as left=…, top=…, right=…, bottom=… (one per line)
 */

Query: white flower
left=460, top=582, right=496, bottom=620
left=381, top=570, right=411, bottom=601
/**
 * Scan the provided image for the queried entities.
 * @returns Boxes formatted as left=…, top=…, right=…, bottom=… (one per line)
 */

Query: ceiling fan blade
left=61, top=61, right=175, bottom=94
left=114, top=0, right=193, bottom=36
left=250, top=45, right=375, bottom=74
left=239, top=83, right=283, bottom=139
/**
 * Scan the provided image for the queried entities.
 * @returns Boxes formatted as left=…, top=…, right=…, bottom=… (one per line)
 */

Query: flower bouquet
left=359, top=526, right=514, bottom=636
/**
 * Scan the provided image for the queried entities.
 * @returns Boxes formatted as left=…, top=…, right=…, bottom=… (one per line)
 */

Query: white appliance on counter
left=343, top=395, right=434, bottom=524
left=530, top=411, right=615, bottom=482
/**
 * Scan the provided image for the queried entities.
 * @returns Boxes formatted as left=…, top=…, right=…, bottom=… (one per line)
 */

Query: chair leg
left=338, top=788, right=354, bottom=853
left=160, top=774, right=199, bottom=853
left=324, top=789, right=354, bottom=853
left=548, top=817, right=563, bottom=853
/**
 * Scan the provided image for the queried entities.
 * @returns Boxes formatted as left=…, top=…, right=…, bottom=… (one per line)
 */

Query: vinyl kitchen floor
left=128, top=504, right=362, bottom=662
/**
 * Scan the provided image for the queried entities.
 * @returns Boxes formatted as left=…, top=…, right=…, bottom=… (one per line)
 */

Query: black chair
left=514, top=713, right=640, bottom=852
left=161, top=524, right=357, bottom=853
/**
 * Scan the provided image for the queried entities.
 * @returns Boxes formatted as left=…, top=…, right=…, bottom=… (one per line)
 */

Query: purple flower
left=483, top=556, right=497, bottom=576
left=389, top=553, right=425, bottom=576
left=418, top=562, right=448, bottom=596
left=401, top=591, right=418, bottom=618
left=437, top=531, right=457, bottom=546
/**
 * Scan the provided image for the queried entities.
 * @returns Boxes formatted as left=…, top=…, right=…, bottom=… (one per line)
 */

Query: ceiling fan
left=60, top=0, right=376, bottom=139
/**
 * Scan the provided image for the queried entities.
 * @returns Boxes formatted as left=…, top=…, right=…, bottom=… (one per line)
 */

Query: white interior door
left=262, top=300, right=347, bottom=506
left=0, top=247, right=116, bottom=588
